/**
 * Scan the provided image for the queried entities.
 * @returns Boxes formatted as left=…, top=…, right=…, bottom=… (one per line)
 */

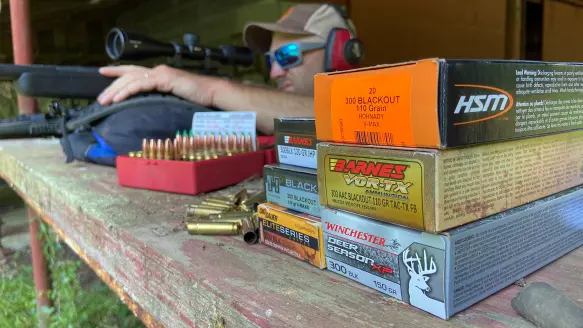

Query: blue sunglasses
left=265, top=42, right=326, bottom=70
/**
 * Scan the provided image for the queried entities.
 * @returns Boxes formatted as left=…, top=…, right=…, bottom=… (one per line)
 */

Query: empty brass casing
left=208, top=218, right=244, bottom=225
left=242, top=191, right=266, bottom=206
left=208, top=211, right=254, bottom=220
left=201, top=201, right=232, bottom=209
left=187, top=206, right=225, bottom=217
left=205, top=198, right=234, bottom=206
left=195, top=203, right=230, bottom=211
left=187, top=221, right=241, bottom=235
left=242, top=215, right=259, bottom=244
left=128, top=152, right=136, bottom=158
left=234, top=189, right=249, bottom=204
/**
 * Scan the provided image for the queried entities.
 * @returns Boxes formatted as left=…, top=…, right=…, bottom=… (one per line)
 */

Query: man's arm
left=210, top=79, right=314, bottom=134
left=98, top=65, right=314, bottom=135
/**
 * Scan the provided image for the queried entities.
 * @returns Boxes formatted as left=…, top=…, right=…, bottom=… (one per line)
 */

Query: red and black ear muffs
left=324, top=28, right=365, bottom=72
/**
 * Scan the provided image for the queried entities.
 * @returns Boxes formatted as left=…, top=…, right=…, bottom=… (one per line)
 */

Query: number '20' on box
left=323, top=185, right=583, bottom=320
left=314, top=58, right=583, bottom=149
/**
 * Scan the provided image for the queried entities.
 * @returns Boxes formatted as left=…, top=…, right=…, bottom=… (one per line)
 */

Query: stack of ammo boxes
left=311, top=58, right=583, bottom=319
left=257, top=118, right=326, bottom=269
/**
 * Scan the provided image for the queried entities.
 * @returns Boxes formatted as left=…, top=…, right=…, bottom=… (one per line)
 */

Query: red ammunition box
left=116, top=136, right=276, bottom=195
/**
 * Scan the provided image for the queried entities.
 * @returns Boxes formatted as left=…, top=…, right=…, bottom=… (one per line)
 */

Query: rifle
left=0, top=27, right=255, bottom=139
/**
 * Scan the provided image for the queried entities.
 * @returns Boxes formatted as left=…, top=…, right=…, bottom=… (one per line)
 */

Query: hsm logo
left=453, top=84, right=514, bottom=126
left=403, top=248, right=445, bottom=318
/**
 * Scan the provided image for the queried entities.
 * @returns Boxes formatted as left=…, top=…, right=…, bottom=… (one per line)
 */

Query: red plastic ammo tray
left=117, top=136, right=275, bottom=195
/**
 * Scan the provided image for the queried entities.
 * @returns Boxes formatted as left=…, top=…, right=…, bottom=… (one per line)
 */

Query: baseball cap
left=243, top=3, right=357, bottom=53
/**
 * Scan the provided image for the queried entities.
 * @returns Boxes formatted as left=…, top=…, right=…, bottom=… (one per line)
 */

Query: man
left=96, top=3, right=358, bottom=135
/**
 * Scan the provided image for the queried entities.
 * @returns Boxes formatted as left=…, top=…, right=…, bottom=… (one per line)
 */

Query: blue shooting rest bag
left=59, top=95, right=212, bottom=166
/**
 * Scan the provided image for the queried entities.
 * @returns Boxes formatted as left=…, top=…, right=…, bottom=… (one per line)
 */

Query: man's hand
left=97, top=64, right=223, bottom=106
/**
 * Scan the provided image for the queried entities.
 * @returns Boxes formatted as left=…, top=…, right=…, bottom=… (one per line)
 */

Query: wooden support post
left=28, top=210, right=52, bottom=328
left=9, top=1, right=51, bottom=327
left=506, top=0, right=523, bottom=59
left=9, top=0, right=38, bottom=114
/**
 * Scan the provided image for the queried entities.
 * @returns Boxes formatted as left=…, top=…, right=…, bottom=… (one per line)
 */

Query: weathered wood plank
left=0, top=138, right=581, bottom=328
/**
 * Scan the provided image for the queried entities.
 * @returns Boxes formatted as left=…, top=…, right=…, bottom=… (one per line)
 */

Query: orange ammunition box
left=318, top=130, right=583, bottom=232
left=314, top=58, right=583, bottom=148
left=258, top=202, right=325, bottom=269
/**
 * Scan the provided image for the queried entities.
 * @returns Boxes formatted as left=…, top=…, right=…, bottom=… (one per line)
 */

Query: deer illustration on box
left=402, top=247, right=446, bottom=318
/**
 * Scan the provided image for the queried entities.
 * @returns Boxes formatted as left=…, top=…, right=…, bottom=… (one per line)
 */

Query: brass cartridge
left=245, top=133, right=252, bottom=152
left=142, top=138, right=149, bottom=158
left=182, top=135, right=189, bottom=157
left=240, top=136, right=246, bottom=152
left=209, top=133, right=216, bottom=151
left=188, top=153, right=197, bottom=161
left=202, top=133, right=208, bottom=150
left=242, top=215, right=259, bottom=244
left=189, top=135, right=195, bottom=154
left=172, top=138, right=179, bottom=160
left=216, top=134, right=223, bottom=152
left=149, top=139, right=156, bottom=159
left=156, top=139, right=164, bottom=159
left=187, top=221, right=241, bottom=235
left=128, top=152, right=136, bottom=158
left=208, top=211, right=254, bottom=220
left=135, top=151, right=143, bottom=158
left=164, top=138, right=173, bottom=160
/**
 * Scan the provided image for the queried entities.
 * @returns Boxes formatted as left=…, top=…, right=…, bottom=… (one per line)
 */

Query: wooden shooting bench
left=1, top=138, right=582, bottom=328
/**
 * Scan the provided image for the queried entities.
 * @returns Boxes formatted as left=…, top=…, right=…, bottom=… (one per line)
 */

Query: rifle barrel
left=0, top=64, right=101, bottom=81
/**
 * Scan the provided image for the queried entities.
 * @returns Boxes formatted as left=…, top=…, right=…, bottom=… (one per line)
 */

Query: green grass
left=0, top=221, right=145, bottom=328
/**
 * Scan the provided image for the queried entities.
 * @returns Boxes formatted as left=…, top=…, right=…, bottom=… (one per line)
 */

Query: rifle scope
left=105, top=27, right=255, bottom=67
